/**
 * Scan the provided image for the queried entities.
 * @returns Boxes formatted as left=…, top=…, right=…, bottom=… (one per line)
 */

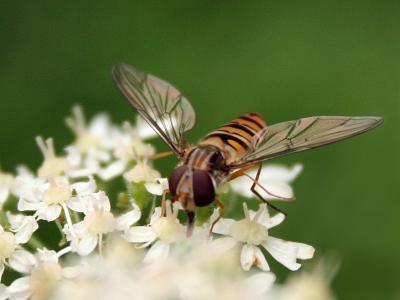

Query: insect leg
left=227, top=163, right=259, bottom=181
left=148, top=151, right=174, bottom=160
left=249, top=164, right=287, bottom=216
left=244, top=172, right=295, bottom=201
left=161, top=189, right=169, bottom=217
left=209, top=198, right=225, bottom=235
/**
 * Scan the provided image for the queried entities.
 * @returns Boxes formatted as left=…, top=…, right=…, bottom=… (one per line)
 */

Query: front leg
left=209, top=198, right=225, bottom=235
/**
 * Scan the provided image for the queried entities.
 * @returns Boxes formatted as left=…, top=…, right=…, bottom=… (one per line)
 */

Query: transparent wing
left=229, top=116, right=383, bottom=169
left=112, top=63, right=196, bottom=156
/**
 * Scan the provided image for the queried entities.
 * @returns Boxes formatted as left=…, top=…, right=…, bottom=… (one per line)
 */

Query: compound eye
left=192, top=170, right=215, bottom=207
left=168, top=166, right=187, bottom=197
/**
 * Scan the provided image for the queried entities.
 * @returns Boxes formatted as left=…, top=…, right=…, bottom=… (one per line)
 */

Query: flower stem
left=27, top=235, right=45, bottom=249
left=62, top=203, right=76, bottom=237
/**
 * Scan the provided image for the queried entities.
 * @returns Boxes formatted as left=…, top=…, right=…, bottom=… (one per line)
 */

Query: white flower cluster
left=0, top=106, right=335, bottom=300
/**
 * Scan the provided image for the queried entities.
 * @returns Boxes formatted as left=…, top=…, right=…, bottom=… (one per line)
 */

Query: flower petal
left=122, top=226, right=156, bottom=244
left=116, top=207, right=141, bottom=231
left=144, top=182, right=163, bottom=196
left=36, top=204, right=62, bottom=221
left=255, top=181, right=294, bottom=200
left=14, top=217, right=38, bottom=244
left=211, top=215, right=235, bottom=235
left=71, top=177, right=97, bottom=195
left=17, top=198, right=41, bottom=212
left=8, top=250, right=37, bottom=274
left=240, top=244, right=270, bottom=271
left=0, top=282, right=8, bottom=300
left=37, top=248, right=58, bottom=263
left=257, top=208, right=285, bottom=229
left=144, top=240, right=170, bottom=263
left=7, top=276, right=31, bottom=298
left=257, top=164, right=303, bottom=182
left=76, top=234, right=98, bottom=256
left=262, top=236, right=315, bottom=271
left=98, top=160, right=127, bottom=181
left=66, top=197, right=85, bottom=213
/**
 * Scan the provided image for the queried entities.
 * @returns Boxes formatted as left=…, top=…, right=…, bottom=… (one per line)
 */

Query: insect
left=112, top=63, right=383, bottom=235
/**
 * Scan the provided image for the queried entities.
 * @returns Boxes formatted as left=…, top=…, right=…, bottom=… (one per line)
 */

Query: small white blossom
left=65, top=106, right=117, bottom=155
left=124, top=161, right=161, bottom=183
left=64, top=191, right=116, bottom=255
left=36, top=137, right=69, bottom=179
left=0, top=224, right=37, bottom=282
left=113, top=121, right=157, bottom=162
left=124, top=161, right=165, bottom=195
left=62, top=188, right=140, bottom=257
left=65, top=106, right=123, bottom=180
left=123, top=202, right=185, bottom=262
left=5, top=248, right=73, bottom=300
left=17, top=176, right=96, bottom=222
left=230, top=163, right=303, bottom=200
left=213, top=203, right=315, bottom=271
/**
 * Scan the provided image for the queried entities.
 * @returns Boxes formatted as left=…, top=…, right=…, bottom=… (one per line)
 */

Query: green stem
left=55, top=220, right=64, bottom=237
left=27, top=235, right=45, bottom=249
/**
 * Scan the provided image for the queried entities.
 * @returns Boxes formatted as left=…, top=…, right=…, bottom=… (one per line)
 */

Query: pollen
left=85, top=211, right=115, bottom=235
left=230, top=218, right=268, bottom=246
left=43, top=182, right=72, bottom=205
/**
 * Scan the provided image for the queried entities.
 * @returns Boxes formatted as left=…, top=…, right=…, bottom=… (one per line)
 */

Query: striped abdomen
left=199, top=113, right=267, bottom=164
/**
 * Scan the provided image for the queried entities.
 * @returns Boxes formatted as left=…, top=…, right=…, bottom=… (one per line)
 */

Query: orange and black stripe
left=202, top=113, right=267, bottom=159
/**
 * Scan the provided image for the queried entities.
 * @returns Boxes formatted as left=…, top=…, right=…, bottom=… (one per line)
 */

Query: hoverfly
left=112, top=63, right=383, bottom=235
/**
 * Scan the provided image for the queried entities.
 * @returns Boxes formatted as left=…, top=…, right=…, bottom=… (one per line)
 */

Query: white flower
left=65, top=106, right=124, bottom=180
left=230, top=163, right=303, bottom=200
left=17, top=176, right=95, bottom=222
left=124, top=161, right=161, bottom=183
left=0, top=170, right=14, bottom=209
left=123, top=202, right=185, bottom=262
left=124, top=161, right=166, bottom=195
left=5, top=248, right=73, bottom=300
left=113, top=121, right=157, bottom=162
left=63, top=191, right=139, bottom=256
left=36, top=137, right=69, bottom=179
left=64, top=191, right=114, bottom=255
left=213, top=203, right=315, bottom=271
left=65, top=105, right=117, bottom=155
left=0, top=224, right=37, bottom=282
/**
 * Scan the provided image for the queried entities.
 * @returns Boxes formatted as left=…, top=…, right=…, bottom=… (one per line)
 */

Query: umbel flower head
left=0, top=107, right=333, bottom=300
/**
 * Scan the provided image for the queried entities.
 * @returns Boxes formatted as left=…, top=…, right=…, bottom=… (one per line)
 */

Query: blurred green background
left=0, top=1, right=399, bottom=299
